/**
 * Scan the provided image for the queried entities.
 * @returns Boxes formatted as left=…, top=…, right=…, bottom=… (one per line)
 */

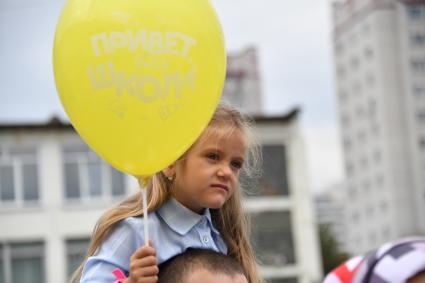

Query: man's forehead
left=186, top=269, right=248, bottom=283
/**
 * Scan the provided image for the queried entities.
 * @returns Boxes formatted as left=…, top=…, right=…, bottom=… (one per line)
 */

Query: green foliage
left=319, top=224, right=350, bottom=275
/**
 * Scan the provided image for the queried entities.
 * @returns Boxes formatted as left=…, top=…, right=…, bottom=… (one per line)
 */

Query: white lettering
left=87, top=62, right=196, bottom=103
left=165, top=32, right=179, bottom=56
left=87, top=61, right=115, bottom=88
left=177, top=33, right=197, bottom=58
left=149, top=32, right=163, bottom=55
left=128, top=30, right=148, bottom=52
left=90, top=30, right=197, bottom=57
left=109, top=31, right=129, bottom=53
left=91, top=33, right=111, bottom=56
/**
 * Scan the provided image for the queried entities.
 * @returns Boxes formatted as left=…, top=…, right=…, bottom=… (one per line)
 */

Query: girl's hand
left=124, top=241, right=158, bottom=283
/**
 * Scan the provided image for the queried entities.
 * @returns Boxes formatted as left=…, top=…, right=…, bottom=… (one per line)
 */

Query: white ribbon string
left=141, top=187, right=149, bottom=246
left=139, top=178, right=149, bottom=246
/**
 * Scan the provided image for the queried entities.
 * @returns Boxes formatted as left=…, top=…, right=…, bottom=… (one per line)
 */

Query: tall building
left=222, top=47, right=263, bottom=115
left=0, top=109, right=322, bottom=283
left=332, top=0, right=425, bottom=254
left=315, top=184, right=348, bottom=253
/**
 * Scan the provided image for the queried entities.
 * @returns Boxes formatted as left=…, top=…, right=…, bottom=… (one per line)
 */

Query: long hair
left=70, top=103, right=262, bottom=283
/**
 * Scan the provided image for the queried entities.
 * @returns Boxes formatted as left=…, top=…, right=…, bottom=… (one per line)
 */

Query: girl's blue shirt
left=80, top=197, right=227, bottom=282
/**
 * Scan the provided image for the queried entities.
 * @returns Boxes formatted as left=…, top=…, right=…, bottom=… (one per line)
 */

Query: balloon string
left=138, top=176, right=150, bottom=246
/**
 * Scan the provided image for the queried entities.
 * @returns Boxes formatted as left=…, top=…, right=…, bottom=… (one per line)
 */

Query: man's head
left=158, top=249, right=248, bottom=283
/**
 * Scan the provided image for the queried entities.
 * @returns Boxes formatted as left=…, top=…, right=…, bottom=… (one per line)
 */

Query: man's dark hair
left=158, top=249, right=245, bottom=283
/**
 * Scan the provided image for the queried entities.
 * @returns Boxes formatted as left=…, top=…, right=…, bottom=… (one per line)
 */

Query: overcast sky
left=0, top=0, right=344, bottom=193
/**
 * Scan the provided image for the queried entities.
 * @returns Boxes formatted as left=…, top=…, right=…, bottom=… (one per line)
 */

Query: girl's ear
left=162, top=164, right=176, bottom=179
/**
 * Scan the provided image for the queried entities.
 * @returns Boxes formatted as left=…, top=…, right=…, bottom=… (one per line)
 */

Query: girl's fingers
left=131, top=266, right=159, bottom=280
left=139, top=265, right=159, bottom=277
left=137, top=275, right=158, bottom=283
left=131, top=256, right=157, bottom=269
left=131, top=245, right=156, bottom=260
left=128, top=241, right=158, bottom=282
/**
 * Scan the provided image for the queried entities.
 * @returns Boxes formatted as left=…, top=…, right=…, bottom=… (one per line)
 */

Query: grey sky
left=0, top=0, right=344, bottom=192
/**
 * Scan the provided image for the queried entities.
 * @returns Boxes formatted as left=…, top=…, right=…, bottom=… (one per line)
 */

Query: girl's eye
left=207, top=152, right=219, bottom=161
left=231, top=160, right=243, bottom=169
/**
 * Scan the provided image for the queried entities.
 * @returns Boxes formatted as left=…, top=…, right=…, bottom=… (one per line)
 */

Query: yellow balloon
left=53, top=0, right=226, bottom=176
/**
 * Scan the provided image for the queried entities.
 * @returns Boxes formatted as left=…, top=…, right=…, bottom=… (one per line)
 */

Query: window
left=419, top=137, right=425, bottom=150
left=355, top=236, right=362, bottom=248
left=337, top=65, right=346, bottom=78
left=374, top=149, right=382, bottom=164
left=365, top=73, right=375, bottom=87
left=350, top=56, right=360, bottom=70
left=244, top=145, right=289, bottom=197
left=356, top=105, right=365, bottom=117
left=350, top=32, right=358, bottom=45
left=341, top=114, right=350, bottom=129
left=360, top=156, right=369, bottom=170
left=343, top=137, right=352, bottom=152
left=366, top=204, right=374, bottom=217
left=66, top=238, right=90, bottom=280
left=362, top=24, right=370, bottom=36
left=0, top=165, right=14, bottom=201
left=352, top=212, right=359, bottom=224
left=414, top=86, right=425, bottom=97
left=346, top=161, right=355, bottom=177
left=368, top=231, right=377, bottom=244
left=357, top=130, right=366, bottom=145
left=380, top=201, right=388, bottom=212
left=0, top=246, right=3, bottom=282
left=368, top=99, right=377, bottom=118
left=335, top=42, right=344, bottom=54
left=63, top=144, right=126, bottom=202
left=411, top=34, right=425, bottom=46
left=407, top=5, right=425, bottom=20
left=411, top=59, right=425, bottom=73
left=0, top=242, right=45, bottom=283
left=382, top=226, right=391, bottom=239
left=250, top=211, right=295, bottom=266
left=339, top=89, right=348, bottom=103
left=0, top=147, right=39, bottom=206
left=362, top=179, right=371, bottom=192
left=376, top=174, right=384, bottom=187
left=371, top=123, right=380, bottom=137
left=353, top=81, right=362, bottom=94
left=364, top=47, right=374, bottom=59
left=417, top=111, right=425, bottom=123
left=348, top=185, right=357, bottom=199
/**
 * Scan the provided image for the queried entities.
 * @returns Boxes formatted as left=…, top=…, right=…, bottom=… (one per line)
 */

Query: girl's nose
left=217, top=164, right=232, bottom=177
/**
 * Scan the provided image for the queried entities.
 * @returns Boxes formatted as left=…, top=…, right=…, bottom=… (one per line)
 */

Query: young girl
left=71, top=103, right=261, bottom=283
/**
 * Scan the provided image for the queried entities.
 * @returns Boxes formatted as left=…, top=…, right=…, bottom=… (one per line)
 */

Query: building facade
left=332, top=0, right=425, bottom=254
left=315, top=184, right=348, bottom=253
left=222, top=47, right=263, bottom=115
left=0, top=110, right=322, bottom=283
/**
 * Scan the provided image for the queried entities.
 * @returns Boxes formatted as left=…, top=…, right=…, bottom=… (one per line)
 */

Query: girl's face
left=168, top=129, right=246, bottom=214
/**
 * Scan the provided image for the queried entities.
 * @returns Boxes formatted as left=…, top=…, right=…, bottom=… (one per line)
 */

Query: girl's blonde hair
left=70, top=103, right=262, bottom=283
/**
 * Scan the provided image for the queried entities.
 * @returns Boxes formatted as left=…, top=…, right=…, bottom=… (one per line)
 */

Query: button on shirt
left=80, top=197, right=227, bottom=283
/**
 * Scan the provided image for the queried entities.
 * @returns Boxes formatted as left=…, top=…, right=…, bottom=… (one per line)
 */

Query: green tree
left=319, top=224, right=350, bottom=275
